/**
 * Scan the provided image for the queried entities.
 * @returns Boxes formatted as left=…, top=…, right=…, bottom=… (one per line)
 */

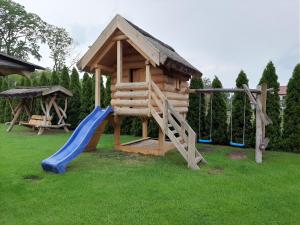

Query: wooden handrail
left=150, top=80, right=202, bottom=169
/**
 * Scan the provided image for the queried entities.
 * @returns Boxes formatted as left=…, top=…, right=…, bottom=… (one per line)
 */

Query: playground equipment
left=0, top=86, right=72, bottom=135
left=42, top=106, right=113, bottom=173
left=42, top=14, right=206, bottom=173
left=190, top=85, right=273, bottom=163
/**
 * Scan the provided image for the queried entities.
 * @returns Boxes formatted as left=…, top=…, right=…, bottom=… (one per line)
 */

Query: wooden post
left=117, top=40, right=123, bottom=84
left=142, top=118, right=148, bottom=138
left=146, top=61, right=151, bottom=117
left=158, top=127, right=165, bottom=151
left=95, top=67, right=101, bottom=107
left=261, top=83, right=267, bottom=145
left=255, top=85, right=263, bottom=163
left=7, top=101, right=23, bottom=132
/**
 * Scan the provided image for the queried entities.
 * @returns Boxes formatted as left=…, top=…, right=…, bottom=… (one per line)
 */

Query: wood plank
left=117, top=40, right=123, bottom=84
left=95, top=67, right=101, bottom=106
left=116, top=82, right=148, bottom=90
left=113, top=90, right=149, bottom=99
left=111, top=99, right=149, bottom=107
left=114, top=107, right=149, bottom=116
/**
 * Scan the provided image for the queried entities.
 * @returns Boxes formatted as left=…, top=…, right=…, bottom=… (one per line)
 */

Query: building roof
left=279, top=86, right=287, bottom=96
left=0, top=86, right=73, bottom=99
left=77, top=14, right=202, bottom=78
left=0, top=52, right=45, bottom=76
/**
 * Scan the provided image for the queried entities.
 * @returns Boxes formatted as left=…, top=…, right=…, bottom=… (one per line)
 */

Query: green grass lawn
left=1, top=124, right=300, bottom=225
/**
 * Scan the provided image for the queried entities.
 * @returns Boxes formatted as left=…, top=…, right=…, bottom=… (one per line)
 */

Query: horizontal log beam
left=116, top=82, right=148, bottom=90
left=114, top=107, right=150, bottom=116
left=111, top=99, right=149, bottom=107
left=113, top=90, right=149, bottom=99
left=190, top=87, right=274, bottom=94
left=164, top=92, right=189, bottom=100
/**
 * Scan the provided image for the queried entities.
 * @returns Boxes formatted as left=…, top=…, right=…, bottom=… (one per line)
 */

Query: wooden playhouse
left=77, top=15, right=205, bottom=169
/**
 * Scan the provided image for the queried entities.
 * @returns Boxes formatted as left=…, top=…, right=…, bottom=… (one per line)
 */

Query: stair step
left=168, top=124, right=172, bottom=128
left=172, top=130, right=178, bottom=134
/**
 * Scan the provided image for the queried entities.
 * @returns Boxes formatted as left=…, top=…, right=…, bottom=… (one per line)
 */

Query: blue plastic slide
left=41, top=106, right=113, bottom=173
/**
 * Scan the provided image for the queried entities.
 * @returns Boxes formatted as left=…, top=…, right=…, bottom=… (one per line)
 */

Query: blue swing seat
left=198, top=139, right=213, bottom=144
left=229, top=141, right=245, bottom=148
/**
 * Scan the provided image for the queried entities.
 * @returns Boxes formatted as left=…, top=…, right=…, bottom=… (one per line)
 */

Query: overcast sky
left=16, top=0, right=299, bottom=88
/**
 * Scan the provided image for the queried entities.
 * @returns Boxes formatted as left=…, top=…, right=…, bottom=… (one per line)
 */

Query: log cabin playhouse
left=77, top=15, right=206, bottom=169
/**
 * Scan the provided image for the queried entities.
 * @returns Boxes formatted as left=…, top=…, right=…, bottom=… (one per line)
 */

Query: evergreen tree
left=282, top=64, right=300, bottom=152
left=50, top=71, right=60, bottom=85
left=68, top=68, right=82, bottom=128
left=60, top=66, right=70, bottom=89
left=19, top=77, right=25, bottom=86
left=104, top=76, right=113, bottom=134
left=207, top=76, right=228, bottom=144
left=187, top=76, right=205, bottom=139
left=259, top=61, right=281, bottom=150
left=148, top=119, right=159, bottom=138
left=231, top=71, right=253, bottom=146
left=39, top=72, right=49, bottom=86
left=131, top=118, right=142, bottom=136
left=80, top=72, right=93, bottom=120
left=121, top=117, right=133, bottom=135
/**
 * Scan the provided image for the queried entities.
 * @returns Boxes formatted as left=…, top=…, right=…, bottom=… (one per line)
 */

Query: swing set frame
left=190, top=83, right=272, bottom=163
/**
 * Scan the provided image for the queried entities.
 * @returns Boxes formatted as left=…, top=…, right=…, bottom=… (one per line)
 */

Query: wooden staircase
left=150, top=81, right=206, bottom=169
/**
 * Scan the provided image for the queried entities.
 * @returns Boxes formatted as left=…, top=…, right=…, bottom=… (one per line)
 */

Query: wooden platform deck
left=117, top=138, right=175, bottom=156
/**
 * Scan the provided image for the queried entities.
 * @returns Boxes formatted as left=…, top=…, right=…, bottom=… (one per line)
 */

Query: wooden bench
left=20, top=115, right=52, bottom=128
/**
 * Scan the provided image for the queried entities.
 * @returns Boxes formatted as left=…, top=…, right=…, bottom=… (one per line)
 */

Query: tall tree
left=231, top=71, right=253, bottom=146
left=282, top=64, right=300, bottom=152
left=0, top=0, right=73, bottom=68
left=259, top=61, right=281, bottom=150
left=46, top=26, right=72, bottom=71
left=60, top=66, right=70, bottom=89
left=68, top=67, right=81, bottom=128
left=80, top=72, right=93, bottom=120
left=50, top=70, right=60, bottom=85
left=187, top=76, right=205, bottom=139
left=207, top=76, right=228, bottom=144
left=39, top=72, right=49, bottom=86
left=0, top=0, right=46, bottom=60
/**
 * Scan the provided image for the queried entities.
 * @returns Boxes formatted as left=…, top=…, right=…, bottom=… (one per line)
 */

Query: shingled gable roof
left=77, top=14, right=202, bottom=78
left=0, top=52, right=45, bottom=76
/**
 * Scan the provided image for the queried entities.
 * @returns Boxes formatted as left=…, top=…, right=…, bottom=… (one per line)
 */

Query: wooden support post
left=187, top=132, right=198, bottom=169
left=261, top=83, right=267, bottom=147
left=146, top=61, right=151, bottom=117
left=255, top=85, right=263, bottom=163
left=142, top=118, right=148, bottom=138
left=158, top=126, right=165, bottom=151
left=6, top=101, right=23, bottom=132
left=117, top=40, right=123, bottom=84
left=95, top=67, right=101, bottom=107
left=114, top=116, right=121, bottom=148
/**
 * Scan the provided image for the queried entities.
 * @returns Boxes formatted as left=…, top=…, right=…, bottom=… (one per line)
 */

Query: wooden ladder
left=150, top=81, right=206, bottom=169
